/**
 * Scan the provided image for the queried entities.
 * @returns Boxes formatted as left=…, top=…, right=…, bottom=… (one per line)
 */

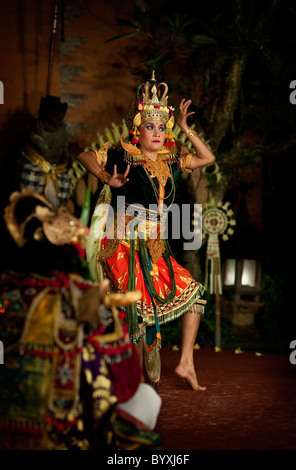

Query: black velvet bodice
left=105, top=147, right=182, bottom=210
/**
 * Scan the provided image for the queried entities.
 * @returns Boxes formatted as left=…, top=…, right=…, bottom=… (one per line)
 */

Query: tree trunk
left=209, top=53, right=247, bottom=152
left=183, top=53, right=247, bottom=279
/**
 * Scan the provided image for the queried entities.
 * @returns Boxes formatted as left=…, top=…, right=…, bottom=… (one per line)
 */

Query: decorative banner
left=202, top=199, right=236, bottom=295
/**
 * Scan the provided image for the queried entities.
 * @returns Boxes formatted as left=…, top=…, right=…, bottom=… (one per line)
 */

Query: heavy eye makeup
left=145, top=124, right=165, bottom=132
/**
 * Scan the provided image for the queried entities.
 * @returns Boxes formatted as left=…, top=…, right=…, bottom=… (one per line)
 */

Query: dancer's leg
left=175, top=312, right=206, bottom=391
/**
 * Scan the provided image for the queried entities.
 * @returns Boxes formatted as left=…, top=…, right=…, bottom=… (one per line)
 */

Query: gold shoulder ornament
left=91, top=142, right=111, bottom=184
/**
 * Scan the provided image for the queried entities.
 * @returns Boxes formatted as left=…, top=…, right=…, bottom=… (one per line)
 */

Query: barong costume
left=0, top=189, right=161, bottom=450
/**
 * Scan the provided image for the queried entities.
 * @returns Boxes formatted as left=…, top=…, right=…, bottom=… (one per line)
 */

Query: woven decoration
left=202, top=199, right=236, bottom=294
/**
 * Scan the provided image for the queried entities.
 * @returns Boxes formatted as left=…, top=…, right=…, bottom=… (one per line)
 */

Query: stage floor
left=154, top=347, right=296, bottom=450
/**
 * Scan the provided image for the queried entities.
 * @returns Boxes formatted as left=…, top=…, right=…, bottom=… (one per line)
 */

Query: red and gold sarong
left=101, top=236, right=206, bottom=327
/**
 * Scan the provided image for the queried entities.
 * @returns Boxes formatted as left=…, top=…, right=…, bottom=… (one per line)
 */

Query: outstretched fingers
left=120, top=164, right=130, bottom=185
left=107, top=164, right=130, bottom=187
left=178, top=99, right=195, bottom=130
left=123, top=164, right=130, bottom=178
left=183, top=99, right=195, bottom=117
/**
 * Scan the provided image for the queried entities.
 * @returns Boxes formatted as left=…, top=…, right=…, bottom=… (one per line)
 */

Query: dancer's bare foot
left=175, top=365, right=206, bottom=391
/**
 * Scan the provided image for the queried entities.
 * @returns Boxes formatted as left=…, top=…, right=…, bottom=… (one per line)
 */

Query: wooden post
left=214, top=257, right=221, bottom=348
left=0, top=81, right=3, bottom=104
left=46, top=0, right=59, bottom=96
left=0, top=340, right=3, bottom=364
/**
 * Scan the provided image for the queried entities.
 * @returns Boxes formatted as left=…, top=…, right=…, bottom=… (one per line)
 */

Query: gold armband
left=180, top=147, right=193, bottom=173
left=183, top=127, right=197, bottom=138
left=91, top=143, right=111, bottom=184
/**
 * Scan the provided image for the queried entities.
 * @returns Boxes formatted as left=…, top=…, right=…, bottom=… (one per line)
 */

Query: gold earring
left=165, top=115, right=175, bottom=147
left=130, top=112, right=141, bottom=144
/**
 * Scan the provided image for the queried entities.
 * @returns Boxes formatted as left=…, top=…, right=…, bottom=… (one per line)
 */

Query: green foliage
left=106, top=0, right=295, bottom=157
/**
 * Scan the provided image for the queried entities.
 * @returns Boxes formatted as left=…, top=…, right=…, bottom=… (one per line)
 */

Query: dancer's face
left=139, top=120, right=166, bottom=154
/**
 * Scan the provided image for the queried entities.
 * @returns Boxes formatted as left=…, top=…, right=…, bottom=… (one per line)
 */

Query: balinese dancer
left=77, top=72, right=215, bottom=390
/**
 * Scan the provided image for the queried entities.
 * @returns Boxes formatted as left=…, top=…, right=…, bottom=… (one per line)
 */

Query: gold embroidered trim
left=139, top=279, right=206, bottom=323
left=146, top=234, right=165, bottom=264
left=97, top=238, right=121, bottom=262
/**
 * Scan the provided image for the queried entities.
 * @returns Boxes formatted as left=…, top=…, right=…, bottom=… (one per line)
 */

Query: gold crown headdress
left=130, top=71, right=175, bottom=147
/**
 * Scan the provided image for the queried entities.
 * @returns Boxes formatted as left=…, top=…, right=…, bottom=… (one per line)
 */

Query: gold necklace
left=143, top=152, right=176, bottom=203
left=143, top=154, right=171, bottom=185
left=143, top=164, right=175, bottom=205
